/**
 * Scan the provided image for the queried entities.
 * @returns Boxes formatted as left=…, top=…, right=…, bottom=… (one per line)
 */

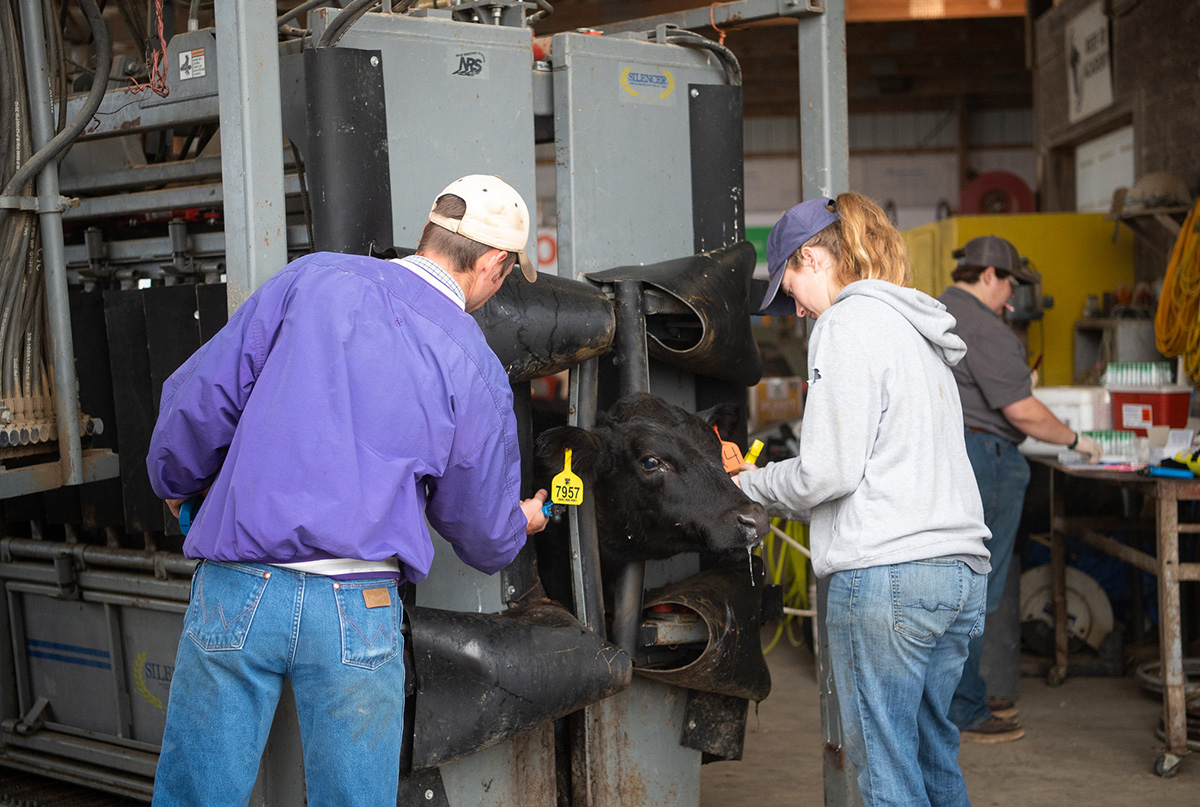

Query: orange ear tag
left=551, top=449, right=584, bottom=505
left=714, top=425, right=745, bottom=473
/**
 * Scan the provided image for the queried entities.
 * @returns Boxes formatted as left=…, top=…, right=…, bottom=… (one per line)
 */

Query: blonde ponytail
left=803, top=192, right=912, bottom=290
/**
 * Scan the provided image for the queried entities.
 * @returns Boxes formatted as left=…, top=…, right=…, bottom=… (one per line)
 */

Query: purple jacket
left=146, top=252, right=527, bottom=583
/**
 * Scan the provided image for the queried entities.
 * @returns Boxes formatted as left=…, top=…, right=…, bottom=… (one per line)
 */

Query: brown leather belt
left=966, top=427, right=993, bottom=435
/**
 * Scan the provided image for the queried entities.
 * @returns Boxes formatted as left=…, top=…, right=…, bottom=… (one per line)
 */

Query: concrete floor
left=700, top=638, right=1197, bottom=806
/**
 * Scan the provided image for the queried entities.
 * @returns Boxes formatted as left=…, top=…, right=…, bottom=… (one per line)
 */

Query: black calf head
left=535, top=393, right=769, bottom=571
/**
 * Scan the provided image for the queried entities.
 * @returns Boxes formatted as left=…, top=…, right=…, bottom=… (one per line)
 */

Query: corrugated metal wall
left=743, top=109, right=1035, bottom=228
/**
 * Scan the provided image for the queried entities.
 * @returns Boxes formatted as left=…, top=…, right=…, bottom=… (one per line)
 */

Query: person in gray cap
left=939, top=235, right=1101, bottom=744
left=737, top=194, right=990, bottom=807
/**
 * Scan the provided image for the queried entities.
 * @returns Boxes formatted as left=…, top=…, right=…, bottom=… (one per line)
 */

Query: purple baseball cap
left=758, top=197, right=839, bottom=316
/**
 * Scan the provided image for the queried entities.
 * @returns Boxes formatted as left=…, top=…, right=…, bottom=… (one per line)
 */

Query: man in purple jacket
left=146, top=175, right=550, bottom=807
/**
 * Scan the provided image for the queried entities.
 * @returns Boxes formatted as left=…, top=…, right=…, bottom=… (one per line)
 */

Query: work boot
left=987, top=695, right=1018, bottom=719
left=960, top=715, right=1025, bottom=744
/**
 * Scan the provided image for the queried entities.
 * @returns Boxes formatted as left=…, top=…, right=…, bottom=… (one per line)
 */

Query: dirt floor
left=701, top=636, right=1198, bottom=806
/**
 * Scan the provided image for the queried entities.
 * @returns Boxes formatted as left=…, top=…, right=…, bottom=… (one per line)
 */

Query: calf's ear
left=696, top=402, right=742, bottom=442
left=534, top=426, right=610, bottom=479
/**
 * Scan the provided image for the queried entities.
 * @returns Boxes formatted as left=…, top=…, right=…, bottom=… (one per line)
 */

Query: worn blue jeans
left=826, top=560, right=986, bottom=807
left=152, top=561, right=405, bottom=807
left=948, top=432, right=1030, bottom=731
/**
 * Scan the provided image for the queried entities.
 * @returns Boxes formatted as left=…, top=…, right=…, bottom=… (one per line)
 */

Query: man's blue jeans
left=948, top=431, right=1030, bottom=731
left=826, top=560, right=986, bottom=807
left=152, top=561, right=405, bottom=807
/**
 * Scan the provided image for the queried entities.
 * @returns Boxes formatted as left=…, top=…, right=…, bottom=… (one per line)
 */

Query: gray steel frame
left=64, top=175, right=302, bottom=222
left=0, top=538, right=196, bottom=800
left=62, top=226, right=312, bottom=277
left=1, top=1, right=851, bottom=804
left=591, top=2, right=854, bottom=804
left=16, top=0, right=85, bottom=488
left=593, top=0, right=823, bottom=35
left=215, top=1, right=288, bottom=312
left=62, top=91, right=219, bottom=141
left=798, top=2, right=854, bottom=803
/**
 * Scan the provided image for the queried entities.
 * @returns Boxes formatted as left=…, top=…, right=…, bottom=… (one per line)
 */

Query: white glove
left=1073, top=434, right=1102, bottom=464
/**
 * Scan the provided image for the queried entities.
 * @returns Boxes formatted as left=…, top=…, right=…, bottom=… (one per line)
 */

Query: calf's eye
left=640, top=456, right=661, bottom=471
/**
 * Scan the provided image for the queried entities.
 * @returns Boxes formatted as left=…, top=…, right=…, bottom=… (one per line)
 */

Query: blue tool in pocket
left=178, top=496, right=202, bottom=535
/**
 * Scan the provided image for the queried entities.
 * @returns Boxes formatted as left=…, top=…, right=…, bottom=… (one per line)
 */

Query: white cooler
left=1018, top=386, right=1112, bottom=456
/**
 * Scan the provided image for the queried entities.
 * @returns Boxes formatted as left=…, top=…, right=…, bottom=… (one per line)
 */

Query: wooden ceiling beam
left=535, top=0, right=1026, bottom=34
left=845, top=0, right=1026, bottom=23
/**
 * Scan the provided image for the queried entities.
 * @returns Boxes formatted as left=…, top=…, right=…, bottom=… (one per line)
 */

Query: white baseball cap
left=428, top=174, right=536, bottom=282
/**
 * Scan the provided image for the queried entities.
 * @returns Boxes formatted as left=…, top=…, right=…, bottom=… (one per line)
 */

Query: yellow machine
left=904, top=214, right=1136, bottom=387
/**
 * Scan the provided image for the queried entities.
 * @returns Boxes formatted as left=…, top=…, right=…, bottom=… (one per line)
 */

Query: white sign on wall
left=1075, top=125, right=1134, bottom=213
left=1066, top=2, right=1114, bottom=123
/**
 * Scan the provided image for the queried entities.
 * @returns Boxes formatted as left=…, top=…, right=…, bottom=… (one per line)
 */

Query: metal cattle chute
left=0, top=2, right=849, bottom=805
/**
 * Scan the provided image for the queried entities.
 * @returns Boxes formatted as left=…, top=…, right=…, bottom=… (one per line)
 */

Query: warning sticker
left=179, top=48, right=206, bottom=81
left=1122, top=403, right=1153, bottom=429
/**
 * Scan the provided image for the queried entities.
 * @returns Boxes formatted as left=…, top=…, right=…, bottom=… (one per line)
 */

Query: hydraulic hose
left=316, top=0, right=378, bottom=48
left=1154, top=200, right=1200, bottom=375
left=663, top=28, right=742, bottom=86
left=0, top=0, right=110, bottom=232
left=279, top=0, right=331, bottom=29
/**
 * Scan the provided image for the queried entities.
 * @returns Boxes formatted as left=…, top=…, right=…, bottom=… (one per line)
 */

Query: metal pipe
left=613, top=281, right=650, bottom=394
left=0, top=0, right=110, bottom=229
left=567, top=357, right=605, bottom=637
left=0, top=555, right=15, bottom=728
left=1, top=537, right=197, bottom=575
left=5, top=580, right=190, bottom=611
left=798, top=0, right=848, bottom=200
left=816, top=574, right=860, bottom=805
left=611, top=281, right=649, bottom=655
left=0, top=744, right=156, bottom=798
left=17, top=0, right=83, bottom=485
left=216, top=0, right=288, bottom=311
left=610, top=565, right=644, bottom=656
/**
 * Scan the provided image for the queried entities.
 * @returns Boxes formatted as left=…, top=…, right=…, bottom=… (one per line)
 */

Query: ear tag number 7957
left=551, top=449, right=584, bottom=505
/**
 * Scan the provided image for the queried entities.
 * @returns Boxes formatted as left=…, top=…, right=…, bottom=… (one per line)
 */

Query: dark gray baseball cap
left=952, top=235, right=1037, bottom=284
left=758, top=197, right=839, bottom=316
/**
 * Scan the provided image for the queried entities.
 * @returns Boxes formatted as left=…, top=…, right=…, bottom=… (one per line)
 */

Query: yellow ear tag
left=714, top=425, right=745, bottom=473
left=551, top=449, right=584, bottom=505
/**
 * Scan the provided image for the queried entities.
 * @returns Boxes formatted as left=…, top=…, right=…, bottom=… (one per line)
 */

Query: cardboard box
left=749, top=376, right=804, bottom=432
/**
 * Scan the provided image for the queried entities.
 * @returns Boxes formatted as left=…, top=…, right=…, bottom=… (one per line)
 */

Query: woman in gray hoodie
left=737, top=193, right=991, bottom=807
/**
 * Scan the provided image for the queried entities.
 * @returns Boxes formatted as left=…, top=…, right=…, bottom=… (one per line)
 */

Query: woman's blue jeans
left=826, top=560, right=986, bottom=807
left=152, top=561, right=405, bottom=807
left=948, top=432, right=1030, bottom=731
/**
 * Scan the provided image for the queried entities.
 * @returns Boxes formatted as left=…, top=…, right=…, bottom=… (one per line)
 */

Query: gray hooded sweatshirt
left=740, top=280, right=991, bottom=578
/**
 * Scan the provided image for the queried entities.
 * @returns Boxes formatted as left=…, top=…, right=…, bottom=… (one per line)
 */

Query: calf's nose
left=742, top=507, right=770, bottom=539
left=737, top=508, right=769, bottom=540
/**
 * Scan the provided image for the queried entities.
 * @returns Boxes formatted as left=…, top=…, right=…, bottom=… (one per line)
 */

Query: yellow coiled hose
left=1154, top=200, right=1200, bottom=376
left=759, top=519, right=811, bottom=653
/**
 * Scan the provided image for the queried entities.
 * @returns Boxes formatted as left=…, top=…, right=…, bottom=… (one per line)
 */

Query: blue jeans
left=948, top=432, right=1030, bottom=731
left=152, top=561, right=405, bottom=807
left=826, top=560, right=986, bottom=807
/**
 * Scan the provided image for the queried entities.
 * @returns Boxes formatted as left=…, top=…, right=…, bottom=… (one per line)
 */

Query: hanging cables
left=127, top=0, right=169, bottom=97
left=317, top=0, right=379, bottom=48
left=1156, top=200, right=1200, bottom=376
left=0, top=0, right=111, bottom=233
left=708, top=2, right=751, bottom=47
left=660, top=27, right=742, bottom=86
left=279, top=0, right=331, bottom=30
